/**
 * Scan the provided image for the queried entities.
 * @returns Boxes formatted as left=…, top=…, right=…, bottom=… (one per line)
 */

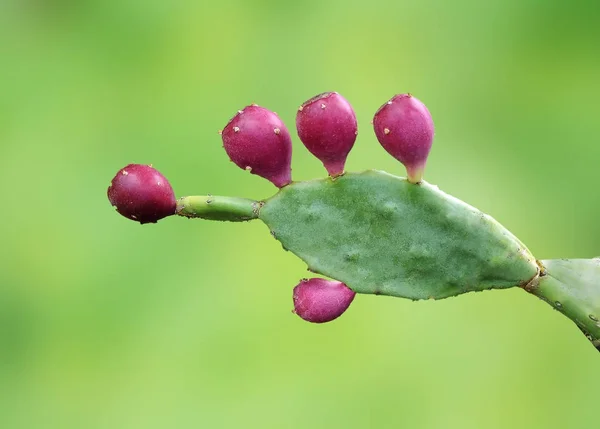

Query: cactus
left=108, top=92, right=600, bottom=353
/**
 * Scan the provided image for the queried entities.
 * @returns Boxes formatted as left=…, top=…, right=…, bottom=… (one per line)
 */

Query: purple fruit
left=221, top=104, right=292, bottom=188
left=107, top=164, right=176, bottom=224
left=292, top=278, right=356, bottom=323
left=296, top=92, right=358, bottom=176
left=373, top=94, right=435, bottom=183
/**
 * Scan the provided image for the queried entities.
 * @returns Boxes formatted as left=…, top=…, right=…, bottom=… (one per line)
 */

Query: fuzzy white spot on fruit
left=387, top=101, right=392, bottom=105
left=298, top=106, right=304, bottom=112
left=384, top=128, right=390, bottom=135
left=157, top=181, right=162, bottom=186
left=122, top=170, right=128, bottom=175
left=218, top=130, right=222, bottom=135
left=320, top=103, right=326, bottom=109
left=245, top=166, right=252, bottom=172
left=131, top=215, right=137, bottom=219
left=233, top=126, right=240, bottom=133
left=238, top=110, right=243, bottom=114
left=274, top=128, right=281, bottom=135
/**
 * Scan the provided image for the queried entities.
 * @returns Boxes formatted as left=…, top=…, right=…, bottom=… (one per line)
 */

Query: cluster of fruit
left=107, top=92, right=435, bottom=323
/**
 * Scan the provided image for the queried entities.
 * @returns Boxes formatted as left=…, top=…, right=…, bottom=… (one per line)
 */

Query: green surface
left=533, top=259, right=600, bottom=348
left=260, top=170, right=538, bottom=299
left=2, top=0, right=600, bottom=428
left=176, top=195, right=259, bottom=222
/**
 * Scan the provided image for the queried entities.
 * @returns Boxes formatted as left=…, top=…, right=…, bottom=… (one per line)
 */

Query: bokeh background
left=1, top=0, right=600, bottom=428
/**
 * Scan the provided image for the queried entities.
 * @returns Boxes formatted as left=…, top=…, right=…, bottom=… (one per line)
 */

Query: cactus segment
left=529, top=259, right=600, bottom=350
left=176, top=195, right=260, bottom=222
left=259, top=170, right=538, bottom=300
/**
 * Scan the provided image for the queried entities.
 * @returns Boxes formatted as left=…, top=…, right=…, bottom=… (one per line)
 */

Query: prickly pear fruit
left=292, top=278, right=356, bottom=323
left=221, top=105, right=292, bottom=187
left=107, top=164, right=176, bottom=224
left=373, top=94, right=434, bottom=183
left=296, top=92, right=358, bottom=176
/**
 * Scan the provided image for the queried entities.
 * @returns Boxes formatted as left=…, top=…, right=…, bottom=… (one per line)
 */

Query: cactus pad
left=260, top=170, right=539, bottom=300
left=532, top=259, right=600, bottom=348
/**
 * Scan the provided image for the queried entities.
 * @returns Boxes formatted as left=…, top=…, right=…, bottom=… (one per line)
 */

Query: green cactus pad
left=259, top=170, right=539, bottom=300
left=532, top=259, right=600, bottom=347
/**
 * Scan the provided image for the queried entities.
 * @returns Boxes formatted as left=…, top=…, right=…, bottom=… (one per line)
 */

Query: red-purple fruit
left=107, top=164, right=176, bottom=224
left=373, top=94, right=435, bottom=183
left=296, top=92, right=357, bottom=176
left=292, top=278, right=356, bottom=323
left=221, top=104, right=292, bottom=188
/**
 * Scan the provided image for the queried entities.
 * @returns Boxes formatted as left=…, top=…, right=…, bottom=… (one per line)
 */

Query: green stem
left=176, top=195, right=260, bottom=222
left=527, top=258, right=600, bottom=351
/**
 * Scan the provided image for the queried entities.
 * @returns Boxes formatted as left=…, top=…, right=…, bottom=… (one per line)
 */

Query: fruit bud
left=107, top=164, right=176, bottom=224
left=373, top=94, right=434, bottom=183
left=296, top=92, right=357, bottom=176
left=221, top=105, right=292, bottom=187
left=292, top=278, right=356, bottom=323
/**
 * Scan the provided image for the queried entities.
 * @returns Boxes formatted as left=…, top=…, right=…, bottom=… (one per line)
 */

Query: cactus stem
left=524, top=258, right=600, bottom=351
left=176, top=195, right=260, bottom=222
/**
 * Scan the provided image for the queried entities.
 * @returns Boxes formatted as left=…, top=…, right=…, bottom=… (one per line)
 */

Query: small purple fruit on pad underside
left=373, top=94, right=434, bottom=183
left=296, top=92, right=358, bottom=176
left=221, top=104, right=292, bottom=188
left=108, top=164, right=176, bottom=224
left=293, top=278, right=356, bottom=323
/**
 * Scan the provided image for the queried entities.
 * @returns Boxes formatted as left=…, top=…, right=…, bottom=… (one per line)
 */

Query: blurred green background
left=1, top=0, right=599, bottom=427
